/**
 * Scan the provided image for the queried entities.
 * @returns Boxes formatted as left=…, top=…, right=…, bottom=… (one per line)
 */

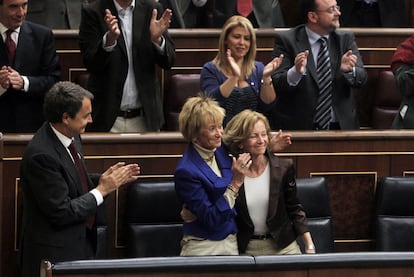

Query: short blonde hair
left=223, top=109, right=272, bottom=156
left=179, top=95, right=225, bottom=142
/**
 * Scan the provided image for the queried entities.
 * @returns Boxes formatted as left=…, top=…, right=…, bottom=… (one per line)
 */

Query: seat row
left=124, top=176, right=414, bottom=258
left=75, top=70, right=402, bottom=131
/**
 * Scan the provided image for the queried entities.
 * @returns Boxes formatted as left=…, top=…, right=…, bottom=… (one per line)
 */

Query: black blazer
left=269, top=25, right=367, bottom=130
left=79, top=0, right=176, bottom=131
left=19, top=123, right=101, bottom=277
left=0, top=21, right=61, bottom=133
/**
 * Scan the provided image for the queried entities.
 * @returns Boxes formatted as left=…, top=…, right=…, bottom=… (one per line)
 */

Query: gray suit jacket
left=269, top=25, right=367, bottom=130
left=26, top=0, right=89, bottom=29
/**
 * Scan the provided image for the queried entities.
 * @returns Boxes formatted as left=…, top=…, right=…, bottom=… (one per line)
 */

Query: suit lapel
left=0, top=37, right=10, bottom=66
left=296, top=27, right=318, bottom=83
left=12, top=22, right=32, bottom=69
left=45, top=125, right=85, bottom=196
left=187, top=144, right=232, bottom=184
left=188, top=144, right=219, bottom=183
left=267, top=153, right=282, bottom=219
left=132, top=0, right=146, bottom=58
left=328, top=34, right=340, bottom=80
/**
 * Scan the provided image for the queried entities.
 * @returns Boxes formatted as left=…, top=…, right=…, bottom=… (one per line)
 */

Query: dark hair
left=301, top=0, right=318, bottom=23
left=43, top=81, right=94, bottom=123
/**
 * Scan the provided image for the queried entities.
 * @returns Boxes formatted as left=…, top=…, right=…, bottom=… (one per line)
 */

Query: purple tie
left=5, top=29, right=16, bottom=63
left=68, top=141, right=94, bottom=229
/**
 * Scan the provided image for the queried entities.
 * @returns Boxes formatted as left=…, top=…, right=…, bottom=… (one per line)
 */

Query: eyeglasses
left=315, top=5, right=341, bottom=14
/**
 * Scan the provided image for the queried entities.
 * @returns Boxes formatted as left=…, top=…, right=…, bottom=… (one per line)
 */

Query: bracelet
left=306, top=244, right=315, bottom=250
left=227, top=185, right=239, bottom=197
left=261, top=78, right=273, bottom=86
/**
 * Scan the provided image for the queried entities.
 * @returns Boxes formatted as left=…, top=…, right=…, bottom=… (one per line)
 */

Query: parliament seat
left=296, top=177, right=334, bottom=253
left=126, top=180, right=183, bottom=257
left=375, top=176, right=414, bottom=251
left=371, top=70, right=401, bottom=129
left=163, top=74, right=200, bottom=130
left=74, top=72, right=90, bottom=89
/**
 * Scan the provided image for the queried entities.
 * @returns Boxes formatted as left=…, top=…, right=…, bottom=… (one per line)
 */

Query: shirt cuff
left=287, top=66, right=304, bottom=86
left=22, top=76, right=29, bottom=92
left=103, top=32, right=117, bottom=52
left=90, top=188, right=104, bottom=206
left=153, top=36, right=165, bottom=53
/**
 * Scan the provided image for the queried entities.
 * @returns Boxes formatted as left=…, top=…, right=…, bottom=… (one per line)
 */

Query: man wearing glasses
left=267, top=0, right=367, bottom=131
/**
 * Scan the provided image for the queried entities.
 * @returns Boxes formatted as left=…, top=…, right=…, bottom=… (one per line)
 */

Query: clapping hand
left=150, top=8, right=172, bottom=45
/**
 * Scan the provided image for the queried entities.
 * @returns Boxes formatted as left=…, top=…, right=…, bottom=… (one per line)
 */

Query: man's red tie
left=237, top=0, right=253, bottom=17
left=5, top=29, right=16, bottom=63
left=68, top=141, right=94, bottom=229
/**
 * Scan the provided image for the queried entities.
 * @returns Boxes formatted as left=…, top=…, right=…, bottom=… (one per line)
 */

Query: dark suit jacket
left=0, top=21, right=61, bottom=133
left=79, top=0, right=176, bottom=131
left=338, top=0, right=408, bottom=27
left=236, top=152, right=309, bottom=253
left=26, top=0, right=89, bottom=29
left=269, top=25, right=367, bottom=130
left=19, top=123, right=102, bottom=277
left=211, top=0, right=285, bottom=28
left=392, top=64, right=414, bottom=129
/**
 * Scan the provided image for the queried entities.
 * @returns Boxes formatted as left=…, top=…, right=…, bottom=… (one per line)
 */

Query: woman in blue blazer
left=174, top=95, right=252, bottom=255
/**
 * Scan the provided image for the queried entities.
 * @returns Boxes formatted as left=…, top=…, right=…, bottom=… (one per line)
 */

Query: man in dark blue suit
left=0, top=0, right=61, bottom=133
left=19, top=81, right=140, bottom=277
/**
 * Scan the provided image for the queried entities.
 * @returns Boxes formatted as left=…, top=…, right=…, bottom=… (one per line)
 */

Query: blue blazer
left=174, top=144, right=238, bottom=240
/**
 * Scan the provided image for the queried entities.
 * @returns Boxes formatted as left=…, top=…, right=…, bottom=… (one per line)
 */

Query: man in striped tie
left=267, top=0, right=367, bottom=130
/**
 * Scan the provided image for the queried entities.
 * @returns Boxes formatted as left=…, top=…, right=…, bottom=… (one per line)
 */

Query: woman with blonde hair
left=175, top=95, right=251, bottom=256
left=223, top=109, right=315, bottom=255
left=200, top=15, right=283, bottom=126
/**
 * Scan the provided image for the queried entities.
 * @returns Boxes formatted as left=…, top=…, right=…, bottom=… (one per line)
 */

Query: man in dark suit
left=0, top=0, right=61, bottom=133
left=268, top=0, right=367, bottom=130
left=26, top=0, right=91, bottom=29
left=390, top=35, right=414, bottom=129
left=19, top=81, right=140, bottom=277
left=337, top=0, right=408, bottom=28
left=78, top=0, right=176, bottom=132
left=210, top=0, right=285, bottom=28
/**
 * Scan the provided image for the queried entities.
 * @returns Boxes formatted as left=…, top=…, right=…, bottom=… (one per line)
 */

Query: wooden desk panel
left=3, top=130, right=414, bottom=276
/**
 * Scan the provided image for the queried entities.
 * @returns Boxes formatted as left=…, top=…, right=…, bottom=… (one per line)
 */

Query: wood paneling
left=2, top=28, right=414, bottom=276
left=3, top=130, right=414, bottom=276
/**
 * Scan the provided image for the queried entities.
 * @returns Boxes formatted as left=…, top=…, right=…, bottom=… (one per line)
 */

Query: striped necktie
left=314, top=37, right=332, bottom=130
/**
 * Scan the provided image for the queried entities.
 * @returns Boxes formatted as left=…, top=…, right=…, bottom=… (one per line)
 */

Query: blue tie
left=314, top=37, right=332, bottom=130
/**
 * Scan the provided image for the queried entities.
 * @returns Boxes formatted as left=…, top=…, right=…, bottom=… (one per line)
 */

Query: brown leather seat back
left=371, top=70, right=401, bottom=129
left=164, top=74, right=200, bottom=131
